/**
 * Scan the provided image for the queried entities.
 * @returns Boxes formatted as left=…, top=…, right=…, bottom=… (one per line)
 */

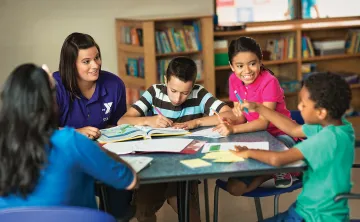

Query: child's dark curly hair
left=304, top=72, right=352, bottom=119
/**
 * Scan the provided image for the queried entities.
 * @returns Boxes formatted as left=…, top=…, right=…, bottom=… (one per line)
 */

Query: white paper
left=187, top=128, right=225, bottom=138
left=120, top=156, right=153, bottom=173
left=103, top=138, right=194, bottom=154
left=201, top=142, right=269, bottom=153
left=132, top=138, right=193, bottom=152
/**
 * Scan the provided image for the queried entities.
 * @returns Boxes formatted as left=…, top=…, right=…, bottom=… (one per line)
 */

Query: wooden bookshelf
left=115, top=15, right=215, bottom=106
left=213, top=18, right=360, bottom=111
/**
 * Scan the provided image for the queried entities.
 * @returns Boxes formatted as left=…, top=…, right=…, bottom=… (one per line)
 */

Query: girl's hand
left=213, top=123, right=234, bottom=136
left=232, top=102, right=243, bottom=117
left=148, top=115, right=173, bottom=128
left=76, top=126, right=101, bottom=140
left=240, top=101, right=259, bottom=112
left=230, top=145, right=249, bottom=158
left=173, top=119, right=199, bottom=130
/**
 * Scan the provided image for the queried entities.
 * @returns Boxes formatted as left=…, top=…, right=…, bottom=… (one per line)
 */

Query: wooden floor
left=131, top=148, right=360, bottom=222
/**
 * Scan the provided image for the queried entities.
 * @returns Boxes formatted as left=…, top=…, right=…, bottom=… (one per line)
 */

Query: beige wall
left=0, top=0, right=213, bottom=83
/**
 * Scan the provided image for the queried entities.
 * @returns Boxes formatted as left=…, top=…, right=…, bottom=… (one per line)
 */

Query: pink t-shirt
left=229, top=69, right=291, bottom=137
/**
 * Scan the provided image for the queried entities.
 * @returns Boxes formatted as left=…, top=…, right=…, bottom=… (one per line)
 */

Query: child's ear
left=317, top=108, right=328, bottom=120
left=229, top=61, right=235, bottom=72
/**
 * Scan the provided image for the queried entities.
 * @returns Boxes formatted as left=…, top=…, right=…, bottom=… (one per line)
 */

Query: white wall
left=0, top=0, right=213, bottom=83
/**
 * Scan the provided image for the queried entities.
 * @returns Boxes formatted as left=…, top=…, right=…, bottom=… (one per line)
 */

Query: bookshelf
left=115, top=14, right=215, bottom=107
left=213, top=18, right=360, bottom=111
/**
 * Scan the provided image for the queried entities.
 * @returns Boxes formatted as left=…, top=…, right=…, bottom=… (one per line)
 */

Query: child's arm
left=214, top=102, right=276, bottom=136
left=173, top=105, right=239, bottom=130
left=313, top=4, right=320, bottom=18
left=117, top=107, right=173, bottom=128
left=244, top=102, right=305, bottom=138
left=231, top=145, right=304, bottom=167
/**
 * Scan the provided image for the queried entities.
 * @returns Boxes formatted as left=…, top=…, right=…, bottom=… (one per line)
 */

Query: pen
left=234, top=90, right=249, bottom=114
left=152, top=105, right=163, bottom=116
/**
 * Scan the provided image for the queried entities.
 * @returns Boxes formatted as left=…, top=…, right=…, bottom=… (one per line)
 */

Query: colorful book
left=97, top=124, right=190, bottom=143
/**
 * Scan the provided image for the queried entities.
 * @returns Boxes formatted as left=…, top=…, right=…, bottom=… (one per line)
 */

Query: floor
left=130, top=149, right=360, bottom=222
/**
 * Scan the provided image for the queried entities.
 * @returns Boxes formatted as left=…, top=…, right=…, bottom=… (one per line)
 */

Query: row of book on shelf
left=265, top=36, right=295, bottom=60
left=302, top=30, right=360, bottom=58
left=120, top=21, right=202, bottom=54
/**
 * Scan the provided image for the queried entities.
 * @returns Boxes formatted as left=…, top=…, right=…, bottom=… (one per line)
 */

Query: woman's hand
left=76, top=126, right=101, bottom=140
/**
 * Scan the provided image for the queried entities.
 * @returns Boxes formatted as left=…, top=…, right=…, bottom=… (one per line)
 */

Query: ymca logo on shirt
left=103, top=102, right=113, bottom=114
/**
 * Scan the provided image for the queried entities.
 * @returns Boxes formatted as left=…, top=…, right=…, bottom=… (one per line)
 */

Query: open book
left=97, top=124, right=190, bottom=143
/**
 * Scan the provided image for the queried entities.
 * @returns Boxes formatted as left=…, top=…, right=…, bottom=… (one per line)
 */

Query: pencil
left=152, top=105, right=163, bottom=116
left=234, top=90, right=249, bottom=114
left=211, top=108, right=230, bottom=125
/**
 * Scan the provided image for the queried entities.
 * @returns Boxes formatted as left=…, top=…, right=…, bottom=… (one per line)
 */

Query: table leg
left=177, top=181, right=184, bottom=222
left=204, top=179, right=210, bottom=222
left=184, top=181, right=190, bottom=222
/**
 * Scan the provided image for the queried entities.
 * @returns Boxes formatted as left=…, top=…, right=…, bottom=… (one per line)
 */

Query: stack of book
left=121, top=27, right=143, bottom=46
left=345, top=29, right=360, bottom=54
left=265, top=36, right=295, bottom=60
left=126, top=57, right=145, bottom=78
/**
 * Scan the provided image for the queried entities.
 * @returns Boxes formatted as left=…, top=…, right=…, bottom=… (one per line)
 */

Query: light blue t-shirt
left=295, top=118, right=354, bottom=221
left=0, top=127, right=134, bottom=209
left=302, top=0, right=316, bottom=19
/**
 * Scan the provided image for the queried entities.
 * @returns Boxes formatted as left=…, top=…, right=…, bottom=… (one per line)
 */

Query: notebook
left=201, top=142, right=269, bottom=153
left=97, top=124, right=190, bottom=143
left=120, top=156, right=153, bottom=173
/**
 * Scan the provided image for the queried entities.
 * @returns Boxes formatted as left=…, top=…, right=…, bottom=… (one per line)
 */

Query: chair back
left=0, top=206, right=116, bottom=222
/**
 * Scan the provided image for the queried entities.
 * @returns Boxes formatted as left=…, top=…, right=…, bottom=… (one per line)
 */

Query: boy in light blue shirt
left=232, top=72, right=354, bottom=221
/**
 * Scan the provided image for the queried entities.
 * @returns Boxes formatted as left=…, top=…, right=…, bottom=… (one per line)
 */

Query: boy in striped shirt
left=118, top=56, right=235, bottom=222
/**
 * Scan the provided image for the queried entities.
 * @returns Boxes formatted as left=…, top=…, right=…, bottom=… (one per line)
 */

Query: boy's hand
left=173, top=119, right=199, bottom=130
left=240, top=101, right=259, bottom=112
left=230, top=145, right=249, bottom=158
left=213, top=122, right=234, bottom=136
left=148, top=115, right=173, bottom=128
left=76, top=126, right=101, bottom=140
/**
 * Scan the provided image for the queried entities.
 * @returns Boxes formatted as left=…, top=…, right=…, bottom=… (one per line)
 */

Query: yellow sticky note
left=202, top=151, right=244, bottom=163
left=202, top=151, right=231, bottom=159
left=180, top=158, right=212, bottom=168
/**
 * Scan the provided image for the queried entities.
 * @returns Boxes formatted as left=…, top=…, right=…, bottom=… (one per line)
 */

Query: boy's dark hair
left=59, top=32, right=101, bottom=100
left=228, top=36, right=274, bottom=75
left=166, top=57, right=197, bottom=84
left=304, top=72, right=352, bottom=119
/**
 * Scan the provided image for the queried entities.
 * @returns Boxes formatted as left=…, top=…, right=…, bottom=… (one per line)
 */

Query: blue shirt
left=54, top=71, right=126, bottom=129
left=0, top=127, right=134, bottom=209
left=302, top=0, right=316, bottom=18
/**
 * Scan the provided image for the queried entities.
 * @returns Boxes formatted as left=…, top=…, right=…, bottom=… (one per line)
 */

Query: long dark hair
left=59, top=32, right=101, bottom=100
left=0, top=64, right=58, bottom=198
left=228, top=36, right=274, bottom=75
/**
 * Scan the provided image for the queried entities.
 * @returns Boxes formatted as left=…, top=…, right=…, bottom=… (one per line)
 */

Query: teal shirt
left=295, top=118, right=354, bottom=221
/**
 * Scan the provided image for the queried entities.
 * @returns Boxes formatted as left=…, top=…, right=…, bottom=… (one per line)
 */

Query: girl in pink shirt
left=214, top=36, right=298, bottom=195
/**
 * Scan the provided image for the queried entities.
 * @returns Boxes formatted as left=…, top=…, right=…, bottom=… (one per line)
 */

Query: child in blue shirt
left=0, top=64, right=137, bottom=210
left=232, top=72, right=354, bottom=221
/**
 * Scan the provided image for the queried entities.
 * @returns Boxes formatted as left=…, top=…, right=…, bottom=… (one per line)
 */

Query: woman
left=0, top=63, right=137, bottom=209
left=53, top=32, right=133, bottom=220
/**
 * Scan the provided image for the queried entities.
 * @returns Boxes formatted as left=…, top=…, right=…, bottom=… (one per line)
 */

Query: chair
left=0, top=206, right=117, bottom=222
left=213, top=179, right=302, bottom=222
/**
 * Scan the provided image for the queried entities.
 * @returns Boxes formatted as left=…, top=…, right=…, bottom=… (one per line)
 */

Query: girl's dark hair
left=0, top=64, right=58, bottom=198
left=228, top=36, right=274, bottom=75
left=166, top=56, right=197, bottom=84
left=59, top=32, right=101, bottom=99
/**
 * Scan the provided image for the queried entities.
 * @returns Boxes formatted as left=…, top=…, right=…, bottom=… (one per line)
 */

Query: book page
left=187, top=128, right=225, bottom=138
left=201, top=142, right=269, bottom=153
left=131, top=138, right=194, bottom=153
left=134, top=125, right=190, bottom=137
left=103, top=141, right=139, bottom=155
left=98, top=124, right=145, bottom=143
